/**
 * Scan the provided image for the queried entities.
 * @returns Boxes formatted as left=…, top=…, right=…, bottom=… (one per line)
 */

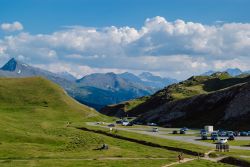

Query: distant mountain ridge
left=202, top=68, right=244, bottom=77
left=0, top=58, right=74, bottom=91
left=57, top=71, right=77, bottom=82
left=0, top=58, right=176, bottom=110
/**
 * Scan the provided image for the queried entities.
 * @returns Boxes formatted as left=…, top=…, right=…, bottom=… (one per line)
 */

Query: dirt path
left=162, top=158, right=194, bottom=167
left=161, top=150, right=229, bottom=167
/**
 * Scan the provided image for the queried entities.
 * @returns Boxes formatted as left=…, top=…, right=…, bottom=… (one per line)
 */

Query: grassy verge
left=172, top=159, right=234, bottom=167
left=198, top=139, right=250, bottom=147
left=0, top=159, right=171, bottom=167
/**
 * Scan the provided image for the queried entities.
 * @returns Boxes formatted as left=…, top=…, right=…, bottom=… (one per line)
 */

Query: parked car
left=211, top=131, right=218, bottom=135
left=218, top=138, right=228, bottom=144
left=201, top=132, right=208, bottom=140
left=172, top=130, right=178, bottom=134
left=248, top=131, right=250, bottom=136
left=201, top=131, right=208, bottom=135
left=218, top=131, right=227, bottom=137
left=234, top=131, right=239, bottom=137
left=200, top=129, right=206, bottom=134
left=211, top=132, right=219, bottom=141
left=227, top=131, right=234, bottom=137
left=228, top=135, right=235, bottom=140
left=133, top=121, right=143, bottom=125
left=116, top=120, right=122, bottom=124
left=108, top=124, right=115, bottom=127
left=201, top=135, right=208, bottom=140
left=152, top=127, right=159, bottom=132
left=240, top=131, right=248, bottom=136
left=122, top=121, right=130, bottom=126
left=147, top=123, right=157, bottom=126
left=211, top=135, right=218, bottom=141
left=180, top=130, right=186, bottom=134
left=181, top=127, right=189, bottom=131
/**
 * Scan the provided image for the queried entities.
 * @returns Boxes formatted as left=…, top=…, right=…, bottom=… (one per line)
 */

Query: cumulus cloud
left=1, top=16, right=250, bottom=79
left=1, top=21, right=23, bottom=32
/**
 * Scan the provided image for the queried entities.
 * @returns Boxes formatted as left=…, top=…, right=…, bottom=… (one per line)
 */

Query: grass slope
left=0, top=77, right=183, bottom=166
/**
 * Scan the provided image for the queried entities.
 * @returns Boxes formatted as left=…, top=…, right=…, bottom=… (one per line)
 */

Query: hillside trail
left=161, top=150, right=229, bottom=167
left=161, top=158, right=194, bottom=167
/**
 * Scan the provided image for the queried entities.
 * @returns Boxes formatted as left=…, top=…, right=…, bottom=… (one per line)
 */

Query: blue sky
left=0, top=0, right=250, bottom=79
left=1, top=0, right=249, bottom=33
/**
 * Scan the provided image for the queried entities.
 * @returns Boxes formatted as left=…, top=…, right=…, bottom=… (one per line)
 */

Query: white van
left=218, top=138, right=228, bottom=144
left=122, top=121, right=129, bottom=126
left=152, top=127, right=159, bottom=132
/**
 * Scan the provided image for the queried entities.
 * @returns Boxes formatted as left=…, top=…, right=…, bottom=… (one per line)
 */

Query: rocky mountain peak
left=1, top=58, right=29, bottom=72
left=1, top=58, right=18, bottom=71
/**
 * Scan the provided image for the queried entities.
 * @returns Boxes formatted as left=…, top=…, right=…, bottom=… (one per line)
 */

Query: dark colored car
left=180, top=130, right=186, bottom=134
left=218, top=131, right=227, bottom=137
left=228, top=135, right=235, bottom=140
left=227, top=131, right=234, bottom=136
left=116, top=120, right=122, bottom=124
left=233, top=131, right=239, bottom=137
left=200, top=129, right=206, bottom=134
left=172, top=130, right=178, bottom=134
left=108, top=124, right=115, bottom=127
left=211, top=134, right=218, bottom=141
left=201, top=135, right=208, bottom=140
left=240, top=131, right=248, bottom=136
left=181, top=127, right=189, bottom=131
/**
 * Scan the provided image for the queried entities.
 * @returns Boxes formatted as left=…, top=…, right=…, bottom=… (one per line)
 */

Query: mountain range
left=0, top=58, right=177, bottom=110
left=202, top=68, right=245, bottom=77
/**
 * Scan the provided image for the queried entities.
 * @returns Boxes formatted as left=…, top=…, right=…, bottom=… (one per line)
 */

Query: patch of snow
left=140, top=78, right=150, bottom=82
left=17, top=70, right=21, bottom=74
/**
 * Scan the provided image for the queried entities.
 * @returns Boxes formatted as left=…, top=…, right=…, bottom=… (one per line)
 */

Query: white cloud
left=1, top=17, right=250, bottom=79
left=1, top=21, right=23, bottom=32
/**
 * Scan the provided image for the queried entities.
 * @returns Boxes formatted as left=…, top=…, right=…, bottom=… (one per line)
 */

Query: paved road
left=87, top=122, right=250, bottom=150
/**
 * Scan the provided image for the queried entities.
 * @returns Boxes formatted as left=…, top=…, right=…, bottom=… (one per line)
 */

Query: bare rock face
left=136, top=83, right=250, bottom=130
left=223, top=84, right=250, bottom=120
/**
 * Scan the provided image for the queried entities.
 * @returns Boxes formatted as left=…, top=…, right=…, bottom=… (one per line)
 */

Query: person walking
left=178, top=154, right=182, bottom=163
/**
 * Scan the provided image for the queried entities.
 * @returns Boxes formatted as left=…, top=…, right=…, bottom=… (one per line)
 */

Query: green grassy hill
left=0, top=77, right=186, bottom=167
left=0, top=77, right=104, bottom=159
left=0, top=77, right=102, bottom=120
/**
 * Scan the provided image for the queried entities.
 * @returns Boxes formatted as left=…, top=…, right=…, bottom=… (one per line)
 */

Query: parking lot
left=88, top=122, right=250, bottom=150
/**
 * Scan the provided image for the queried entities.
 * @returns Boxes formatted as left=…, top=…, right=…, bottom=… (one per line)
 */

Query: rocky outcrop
left=136, top=83, right=250, bottom=130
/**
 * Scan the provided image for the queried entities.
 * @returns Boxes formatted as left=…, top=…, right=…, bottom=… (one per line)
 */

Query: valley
left=0, top=61, right=250, bottom=167
left=1, top=77, right=248, bottom=167
left=1, top=1, right=250, bottom=166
